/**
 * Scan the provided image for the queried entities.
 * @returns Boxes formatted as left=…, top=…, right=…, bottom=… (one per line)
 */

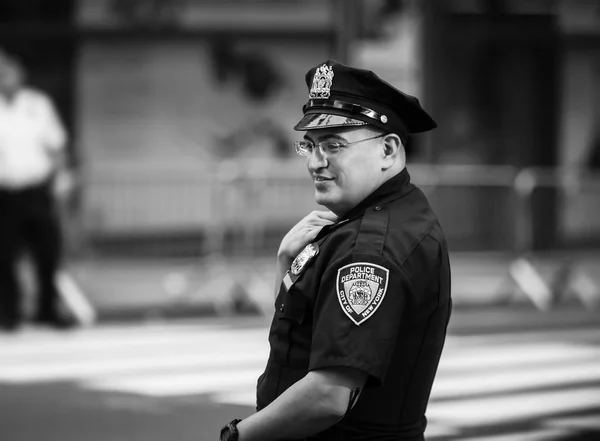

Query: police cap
left=294, top=59, right=436, bottom=140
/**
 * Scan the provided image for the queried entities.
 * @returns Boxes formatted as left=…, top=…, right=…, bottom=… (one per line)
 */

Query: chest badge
left=336, top=262, right=389, bottom=326
left=291, top=243, right=319, bottom=276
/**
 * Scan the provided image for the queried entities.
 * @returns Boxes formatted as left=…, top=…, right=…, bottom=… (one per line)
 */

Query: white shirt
left=0, top=88, right=67, bottom=189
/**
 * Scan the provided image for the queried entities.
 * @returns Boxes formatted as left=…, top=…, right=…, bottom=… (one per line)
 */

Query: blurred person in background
left=219, top=60, right=451, bottom=441
left=0, top=49, right=74, bottom=331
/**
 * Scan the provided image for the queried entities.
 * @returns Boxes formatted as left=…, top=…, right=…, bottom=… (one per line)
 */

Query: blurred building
left=422, top=0, right=600, bottom=249
left=357, top=0, right=600, bottom=251
left=1, top=0, right=599, bottom=254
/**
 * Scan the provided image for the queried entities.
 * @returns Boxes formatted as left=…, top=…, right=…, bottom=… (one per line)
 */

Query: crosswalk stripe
left=433, top=359, right=600, bottom=399
left=438, top=341, right=600, bottom=371
left=456, top=428, right=570, bottom=441
left=428, top=387, right=600, bottom=426
left=0, top=328, right=267, bottom=357
left=212, top=390, right=260, bottom=407
left=0, top=351, right=268, bottom=382
left=445, top=327, right=600, bottom=346
left=1, top=320, right=598, bottom=441
left=84, top=368, right=264, bottom=396
left=545, top=415, right=600, bottom=430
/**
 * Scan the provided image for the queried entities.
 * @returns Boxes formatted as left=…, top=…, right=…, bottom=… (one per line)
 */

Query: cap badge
left=309, top=64, right=334, bottom=99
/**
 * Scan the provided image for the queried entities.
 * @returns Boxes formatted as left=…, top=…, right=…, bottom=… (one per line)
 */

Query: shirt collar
left=316, top=168, right=414, bottom=240
left=341, top=168, right=413, bottom=221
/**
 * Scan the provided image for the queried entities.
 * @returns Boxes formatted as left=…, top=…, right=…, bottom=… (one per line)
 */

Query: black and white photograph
left=1, top=1, right=599, bottom=440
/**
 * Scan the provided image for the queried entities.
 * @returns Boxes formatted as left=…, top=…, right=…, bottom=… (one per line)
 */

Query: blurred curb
left=93, top=301, right=261, bottom=324
left=83, top=280, right=264, bottom=324
left=52, top=251, right=600, bottom=325
left=54, top=257, right=266, bottom=325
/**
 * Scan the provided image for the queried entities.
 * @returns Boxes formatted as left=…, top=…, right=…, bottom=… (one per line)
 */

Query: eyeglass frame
left=294, top=133, right=386, bottom=158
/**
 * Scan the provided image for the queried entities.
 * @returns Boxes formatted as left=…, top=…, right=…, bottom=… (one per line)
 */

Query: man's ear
left=381, top=133, right=403, bottom=170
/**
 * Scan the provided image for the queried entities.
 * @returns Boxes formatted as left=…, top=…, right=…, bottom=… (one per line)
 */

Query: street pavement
left=1, top=305, right=599, bottom=441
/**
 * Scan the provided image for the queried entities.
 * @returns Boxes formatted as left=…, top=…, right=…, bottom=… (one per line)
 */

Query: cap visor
left=294, top=113, right=368, bottom=131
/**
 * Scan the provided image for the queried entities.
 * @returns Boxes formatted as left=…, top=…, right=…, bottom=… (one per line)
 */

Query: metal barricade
left=77, top=162, right=520, bottom=256
left=210, top=159, right=320, bottom=256
left=410, top=164, right=518, bottom=252
left=74, top=161, right=600, bottom=311
left=510, top=168, right=600, bottom=310
left=80, top=164, right=224, bottom=256
left=208, top=162, right=519, bottom=257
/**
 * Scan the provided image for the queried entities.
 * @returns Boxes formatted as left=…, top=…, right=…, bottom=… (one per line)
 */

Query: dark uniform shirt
left=256, top=168, right=452, bottom=441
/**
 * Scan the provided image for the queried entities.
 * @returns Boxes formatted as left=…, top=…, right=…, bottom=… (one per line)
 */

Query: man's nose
left=307, top=147, right=328, bottom=170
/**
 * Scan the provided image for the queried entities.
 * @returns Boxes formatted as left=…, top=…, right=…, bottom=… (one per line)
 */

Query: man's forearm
left=237, top=372, right=348, bottom=441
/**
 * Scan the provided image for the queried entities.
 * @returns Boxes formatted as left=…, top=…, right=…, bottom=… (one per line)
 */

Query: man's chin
left=314, top=192, right=338, bottom=210
left=314, top=191, right=328, bottom=204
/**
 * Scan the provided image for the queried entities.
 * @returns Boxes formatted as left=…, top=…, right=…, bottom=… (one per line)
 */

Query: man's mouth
left=314, top=176, right=334, bottom=182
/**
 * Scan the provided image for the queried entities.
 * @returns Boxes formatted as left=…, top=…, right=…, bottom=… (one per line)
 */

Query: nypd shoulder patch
left=336, top=262, right=389, bottom=326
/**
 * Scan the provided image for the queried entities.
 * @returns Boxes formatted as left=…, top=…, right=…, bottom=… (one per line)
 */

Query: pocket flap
left=278, top=293, right=306, bottom=324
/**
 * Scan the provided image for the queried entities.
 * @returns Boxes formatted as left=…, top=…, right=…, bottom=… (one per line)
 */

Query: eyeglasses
left=294, top=133, right=386, bottom=157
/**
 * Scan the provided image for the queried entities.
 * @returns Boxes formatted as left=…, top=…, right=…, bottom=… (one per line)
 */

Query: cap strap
left=302, top=99, right=409, bottom=140
left=304, top=99, right=385, bottom=123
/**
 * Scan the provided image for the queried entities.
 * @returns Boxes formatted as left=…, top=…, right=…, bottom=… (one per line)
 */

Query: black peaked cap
left=294, top=59, right=437, bottom=138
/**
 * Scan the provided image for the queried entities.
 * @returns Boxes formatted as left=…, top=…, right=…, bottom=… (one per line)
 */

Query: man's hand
left=278, top=210, right=338, bottom=261
left=52, top=168, right=76, bottom=203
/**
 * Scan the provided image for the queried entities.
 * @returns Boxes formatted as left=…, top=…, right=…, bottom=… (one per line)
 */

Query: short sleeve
left=28, top=90, right=67, bottom=152
left=308, top=253, right=411, bottom=387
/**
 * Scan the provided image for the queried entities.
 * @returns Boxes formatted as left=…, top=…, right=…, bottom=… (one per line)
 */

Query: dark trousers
left=0, top=182, right=62, bottom=325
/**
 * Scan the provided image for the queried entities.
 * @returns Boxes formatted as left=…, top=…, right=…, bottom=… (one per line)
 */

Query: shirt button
left=280, top=304, right=285, bottom=313
left=374, top=206, right=382, bottom=211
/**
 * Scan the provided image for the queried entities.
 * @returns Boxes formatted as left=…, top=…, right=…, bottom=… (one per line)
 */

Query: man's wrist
left=276, top=251, right=293, bottom=270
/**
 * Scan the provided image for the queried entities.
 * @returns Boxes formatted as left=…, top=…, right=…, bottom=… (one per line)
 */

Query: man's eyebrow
left=303, top=133, right=347, bottom=142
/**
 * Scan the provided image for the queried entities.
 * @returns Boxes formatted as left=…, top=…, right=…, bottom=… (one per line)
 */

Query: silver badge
left=291, top=243, right=319, bottom=276
left=309, top=64, right=334, bottom=99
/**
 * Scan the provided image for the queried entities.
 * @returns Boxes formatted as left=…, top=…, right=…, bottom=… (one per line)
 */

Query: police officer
left=220, top=60, right=451, bottom=441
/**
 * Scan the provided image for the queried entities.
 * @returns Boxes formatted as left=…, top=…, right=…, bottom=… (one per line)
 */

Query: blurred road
left=1, top=305, right=599, bottom=441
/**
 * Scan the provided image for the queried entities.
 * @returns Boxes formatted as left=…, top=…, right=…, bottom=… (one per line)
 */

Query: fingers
left=302, top=229, right=320, bottom=243
left=280, top=211, right=338, bottom=259
left=315, top=210, right=339, bottom=222
left=308, top=210, right=338, bottom=225
left=288, top=211, right=337, bottom=239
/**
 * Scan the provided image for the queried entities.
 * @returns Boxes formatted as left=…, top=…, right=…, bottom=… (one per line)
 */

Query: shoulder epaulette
left=353, top=206, right=389, bottom=256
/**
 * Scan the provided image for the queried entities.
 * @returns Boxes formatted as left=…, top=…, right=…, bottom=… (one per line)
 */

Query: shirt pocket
left=277, top=291, right=310, bottom=368
left=278, top=290, right=307, bottom=325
